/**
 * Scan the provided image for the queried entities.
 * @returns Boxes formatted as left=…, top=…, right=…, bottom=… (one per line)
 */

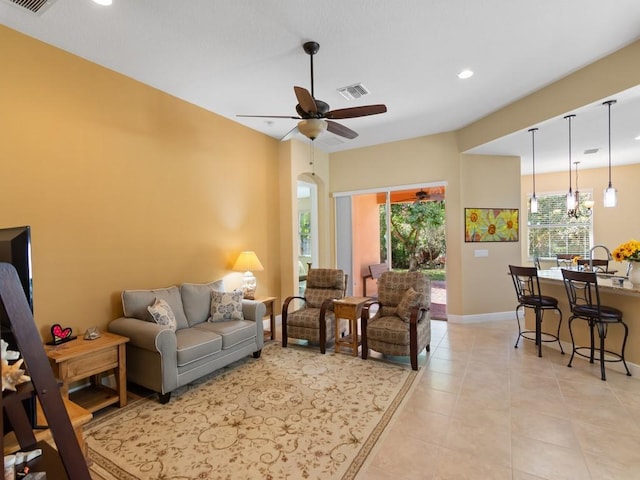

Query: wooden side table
left=255, top=296, right=277, bottom=340
left=334, top=296, right=370, bottom=356
left=45, top=331, right=129, bottom=413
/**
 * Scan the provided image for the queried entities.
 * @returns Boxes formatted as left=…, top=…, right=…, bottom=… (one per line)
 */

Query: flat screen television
left=0, top=225, right=36, bottom=432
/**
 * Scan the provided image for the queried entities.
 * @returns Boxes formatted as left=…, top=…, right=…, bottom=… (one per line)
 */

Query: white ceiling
left=2, top=0, right=640, bottom=173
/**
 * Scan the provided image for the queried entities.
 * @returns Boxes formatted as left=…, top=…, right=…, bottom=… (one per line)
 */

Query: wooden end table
left=45, top=331, right=129, bottom=413
left=255, top=296, right=277, bottom=340
left=333, top=296, right=370, bottom=356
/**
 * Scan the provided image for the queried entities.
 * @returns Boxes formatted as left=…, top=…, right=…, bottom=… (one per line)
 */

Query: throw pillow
left=395, top=287, right=422, bottom=322
left=210, top=290, right=244, bottom=322
left=147, top=297, right=177, bottom=331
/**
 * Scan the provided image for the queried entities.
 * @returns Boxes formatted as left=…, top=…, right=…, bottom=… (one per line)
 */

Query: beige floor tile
left=443, top=417, right=511, bottom=467
left=512, top=470, right=551, bottom=480
left=390, top=404, right=450, bottom=446
left=368, top=428, right=440, bottom=479
left=419, top=370, right=464, bottom=394
left=426, top=357, right=469, bottom=377
left=510, top=406, right=580, bottom=449
left=359, top=318, right=640, bottom=480
left=409, top=384, right=458, bottom=416
left=512, top=434, right=591, bottom=480
left=433, top=445, right=511, bottom=480
left=451, top=398, right=511, bottom=430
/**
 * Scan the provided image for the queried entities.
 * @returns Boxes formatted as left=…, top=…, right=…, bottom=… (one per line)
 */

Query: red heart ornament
left=51, top=323, right=73, bottom=341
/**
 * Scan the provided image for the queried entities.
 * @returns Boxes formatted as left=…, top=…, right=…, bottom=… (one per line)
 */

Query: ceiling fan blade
left=294, top=86, right=317, bottom=114
left=325, top=104, right=387, bottom=120
left=280, top=125, right=299, bottom=142
left=326, top=120, right=358, bottom=139
left=237, top=114, right=301, bottom=119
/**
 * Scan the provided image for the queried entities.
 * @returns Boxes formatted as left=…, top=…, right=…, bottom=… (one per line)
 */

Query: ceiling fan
left=237, top=41, right=387, bottom=141
left=413, top=188, right=445, bottom=204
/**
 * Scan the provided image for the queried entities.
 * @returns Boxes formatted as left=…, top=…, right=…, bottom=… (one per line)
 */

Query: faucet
left=588, top=244, right=612, bottom=272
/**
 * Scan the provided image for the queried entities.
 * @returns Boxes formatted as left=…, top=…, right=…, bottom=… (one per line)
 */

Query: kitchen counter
left=529, top=269, right=640, bottom=370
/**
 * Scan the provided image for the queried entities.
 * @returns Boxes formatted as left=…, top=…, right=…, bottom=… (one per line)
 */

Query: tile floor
left=356, top=319, right=640, bottom=480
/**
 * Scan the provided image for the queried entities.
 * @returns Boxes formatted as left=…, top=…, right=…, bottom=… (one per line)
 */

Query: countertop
left=537, top=269, right=640, bottom=298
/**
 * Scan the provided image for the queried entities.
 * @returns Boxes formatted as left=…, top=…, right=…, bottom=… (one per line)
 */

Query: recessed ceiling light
left=457, top=69, right=474, bottom=79
left=635, top=134, right=640, bottom=140
left=92, top=0, right=112, bottom=5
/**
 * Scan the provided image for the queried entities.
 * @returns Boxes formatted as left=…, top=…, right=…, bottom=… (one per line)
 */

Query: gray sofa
left=108, top=281, right=265, bottom=403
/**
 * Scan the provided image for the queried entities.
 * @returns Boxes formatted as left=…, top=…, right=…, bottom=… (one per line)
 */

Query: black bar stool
left=561, top=269, right=631, bottom=381
left=509, top=265, right=564, bottom=357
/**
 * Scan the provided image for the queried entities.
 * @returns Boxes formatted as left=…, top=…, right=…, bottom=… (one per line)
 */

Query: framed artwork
left=465, top=208, right=519, bottom=242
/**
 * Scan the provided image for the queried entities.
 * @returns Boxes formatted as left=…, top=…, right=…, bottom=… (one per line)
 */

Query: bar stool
left=509, top=265, right=564, bottom=357
left=561, top=269, right=631, bottom=381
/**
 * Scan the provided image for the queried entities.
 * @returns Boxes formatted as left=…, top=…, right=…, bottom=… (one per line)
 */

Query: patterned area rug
left=86, top=343, right=419, bottom=480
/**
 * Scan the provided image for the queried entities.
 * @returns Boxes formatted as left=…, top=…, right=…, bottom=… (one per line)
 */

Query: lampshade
left=232, top=251, right=264, bottom=272
left=297, top=119, right=327, bottom=140
left=232, top=251, right=264, bottom=300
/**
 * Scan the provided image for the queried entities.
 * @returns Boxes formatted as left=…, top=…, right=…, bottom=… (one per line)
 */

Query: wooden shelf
left=70, top=384, right=120, bottom=413
left=4, top=399, right=92, bottom=456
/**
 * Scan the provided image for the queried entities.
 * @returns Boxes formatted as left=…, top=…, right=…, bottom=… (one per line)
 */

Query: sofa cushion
left=180, top=280, right=225, bottom=326
left=194, top=320, right=256, bottom=349
left=147, top=297, right=177, bottom=331
left=396, top=287, right=422, bottom=322
left=122, top=286, right=189, bottom=330
left=175, top=327, right=222, bottom=367
left=210, top=290, right=244, bottom=321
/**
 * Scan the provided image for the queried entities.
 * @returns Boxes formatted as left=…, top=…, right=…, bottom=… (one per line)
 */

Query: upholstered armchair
left=282, top=268, right=346, bottom=354
left=361, top=271, right=431, bottom=370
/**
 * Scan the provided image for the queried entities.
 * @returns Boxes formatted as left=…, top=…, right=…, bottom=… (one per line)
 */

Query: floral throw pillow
left=210, top=290, right=244, bottom=322
left=147, top=297, right=177, bottom=331
left=395, top=288, right=422, bottom=322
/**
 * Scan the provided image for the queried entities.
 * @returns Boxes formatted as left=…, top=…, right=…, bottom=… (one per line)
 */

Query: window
left=528, top=192, right=592, bottom=259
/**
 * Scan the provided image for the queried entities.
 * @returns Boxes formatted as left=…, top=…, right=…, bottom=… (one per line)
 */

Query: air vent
left=2, top=0, right=57, bottom=14
left=337, top=83, right=370, bottom=101
left=584, top=148, right=599, bottom=155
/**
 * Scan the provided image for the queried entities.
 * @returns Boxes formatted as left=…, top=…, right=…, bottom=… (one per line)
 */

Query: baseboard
left=447, top=311, right=514, bottom=324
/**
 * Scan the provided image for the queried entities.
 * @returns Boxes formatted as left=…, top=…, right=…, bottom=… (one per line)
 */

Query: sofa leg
left=158, top=392, right=171, bottom=404
left=253, top=349, right=262, bottom=358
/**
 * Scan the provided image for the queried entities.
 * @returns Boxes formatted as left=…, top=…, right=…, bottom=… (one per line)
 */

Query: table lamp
left=232, top=251, right=264, bottom=299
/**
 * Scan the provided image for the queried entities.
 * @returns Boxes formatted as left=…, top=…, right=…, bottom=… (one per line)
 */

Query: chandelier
left=567, top=161, right=594, bottom=219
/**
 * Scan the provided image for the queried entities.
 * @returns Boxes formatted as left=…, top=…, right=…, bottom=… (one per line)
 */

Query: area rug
left=86, top=343, right=418, bottom=480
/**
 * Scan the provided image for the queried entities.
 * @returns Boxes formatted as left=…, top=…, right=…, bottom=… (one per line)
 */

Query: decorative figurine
left=48, top=323, right=77, bottom=345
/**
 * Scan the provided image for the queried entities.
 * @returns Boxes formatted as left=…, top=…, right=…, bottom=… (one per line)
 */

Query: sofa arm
left=241, top=299, right=266, bottom=322
left=242, top=300, right=266, bottom=348
left=109, top=316, right=177, bottom=355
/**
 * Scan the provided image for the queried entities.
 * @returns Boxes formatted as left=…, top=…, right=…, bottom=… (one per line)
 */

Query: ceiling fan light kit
left=237, top=40, right=387, bottom=142
left=297, top=119, right=327, bottom=140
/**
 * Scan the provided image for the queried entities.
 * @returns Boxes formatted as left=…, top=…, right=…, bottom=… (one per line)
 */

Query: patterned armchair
left=282, top=268, right=346, bottom=354
left=361, top=271, right=431, bottom=370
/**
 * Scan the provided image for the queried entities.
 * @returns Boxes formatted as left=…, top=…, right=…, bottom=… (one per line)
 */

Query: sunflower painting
left=465, top=208, right=519, bottom=242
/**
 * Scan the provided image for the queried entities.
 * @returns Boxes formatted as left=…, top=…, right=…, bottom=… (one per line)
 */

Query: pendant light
left=565, top=114, right=576, bottom=212
left=603, top=99, right=617, bottom=207
left=528, top=127, right=539, bottom=213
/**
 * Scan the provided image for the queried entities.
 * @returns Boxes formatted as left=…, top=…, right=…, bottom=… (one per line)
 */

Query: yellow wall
left=3, top=23, right=640, bottom=336
left=0, top=26, right=281, bottom=339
